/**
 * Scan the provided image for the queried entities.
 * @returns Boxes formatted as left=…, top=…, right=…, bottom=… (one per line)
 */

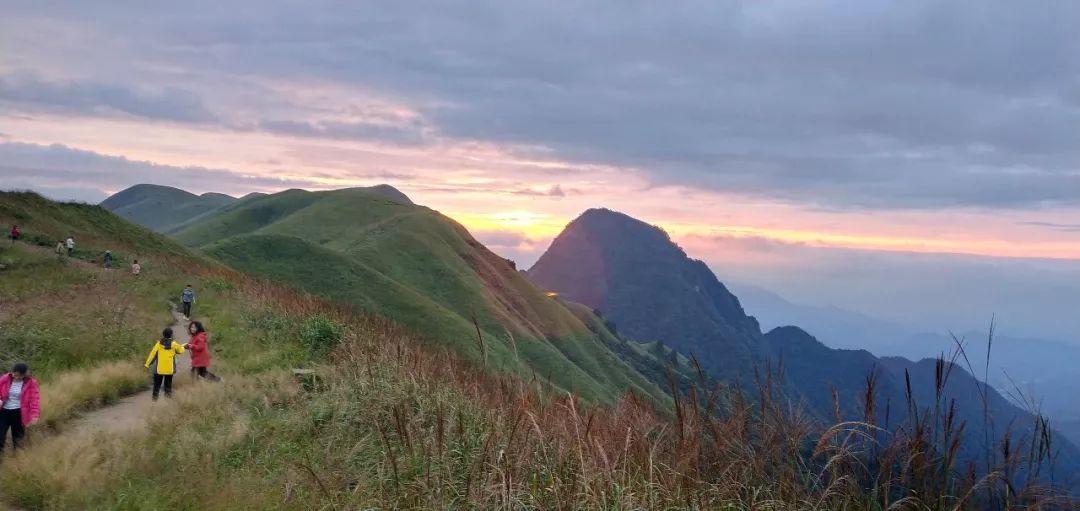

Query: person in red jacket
left=8, top=225, right=19, bottom=244
left=0, top=362, right=41, bottom=453
left=187, top=321, right=220, bottom=382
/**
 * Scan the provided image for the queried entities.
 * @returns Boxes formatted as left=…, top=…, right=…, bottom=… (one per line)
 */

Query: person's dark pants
left=67, top=248, right=73, bottom=256
left=192, top=366, right=221, bottom=382
left=0, top=408, right=25, bottom=453
left=152, top=374, right=174, bottom=400
left=182, top=301, right=192, bottom=317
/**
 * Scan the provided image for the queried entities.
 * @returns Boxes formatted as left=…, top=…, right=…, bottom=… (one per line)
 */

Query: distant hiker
left=187, top=321, right=220, bottom=383
left=144, top=327, right=187, bottom=401
left=103, top=250, right=113, bottom=269
left=132, top=259, right=142, bottom=276
left=181, top=284, right=196, bottom=318
left=8, top=225, right=18, bottom=244
left=65, top=235, right=75, bottom=256
left=55, top=241, right=65, bottom=259
left=0, top=362, right=40, bottom=454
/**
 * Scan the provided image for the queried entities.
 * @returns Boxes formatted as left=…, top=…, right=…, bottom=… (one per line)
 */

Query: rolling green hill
left=100, top=183, right=239, bottom=233
left=170, top=187, right=670, bottom=405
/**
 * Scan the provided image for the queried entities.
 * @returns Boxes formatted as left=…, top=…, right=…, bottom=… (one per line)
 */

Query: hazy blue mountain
left=729, top=282, right=913, bottom=350
left=733, top=282, right=1080, bottom=445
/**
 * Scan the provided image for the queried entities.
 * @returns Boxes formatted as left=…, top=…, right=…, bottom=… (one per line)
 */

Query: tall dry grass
left=35, top=360, right=148, bottom=428
left=232, top=280, right=1075, bottom=510
left=0, top=372, right=296, bottom=510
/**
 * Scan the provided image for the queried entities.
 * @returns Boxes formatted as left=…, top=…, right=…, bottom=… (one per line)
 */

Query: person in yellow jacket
left=144, top=327, right=187, bottom=401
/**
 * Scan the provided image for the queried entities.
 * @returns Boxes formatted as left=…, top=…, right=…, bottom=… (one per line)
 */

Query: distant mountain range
left=734, top=283, right=1080, bottom=445
left=527, top=208, right=1080, bottom=480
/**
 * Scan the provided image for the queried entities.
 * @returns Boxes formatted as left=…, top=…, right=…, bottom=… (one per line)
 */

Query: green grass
left=0, top=246, right=172, bottom=377
left=0, top=191, right=196, bottom=262
left=0, top=244, right=96, bottom=299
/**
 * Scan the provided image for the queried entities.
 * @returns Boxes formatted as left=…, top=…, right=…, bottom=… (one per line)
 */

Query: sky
left=2, top=1, right=1079, bottom=341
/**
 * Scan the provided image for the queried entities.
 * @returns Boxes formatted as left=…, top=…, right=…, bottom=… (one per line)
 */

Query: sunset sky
left=3, top=1, right=1080, bottom=340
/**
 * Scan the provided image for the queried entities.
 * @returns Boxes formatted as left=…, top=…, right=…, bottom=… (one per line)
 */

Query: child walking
left=187, top=321, right=221, bottom=382
left=144, top=328, right=186, bottom=400
left=0, top=362, right=41, bottom=453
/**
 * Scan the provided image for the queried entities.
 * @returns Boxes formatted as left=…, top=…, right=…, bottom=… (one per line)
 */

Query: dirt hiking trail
left=67, top=309, right=194, bottom=434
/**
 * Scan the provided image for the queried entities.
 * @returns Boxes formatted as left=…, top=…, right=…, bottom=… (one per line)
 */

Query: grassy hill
left=171, top=187, right=670, bottom=405
left=100, top=183, right=239, bottom=233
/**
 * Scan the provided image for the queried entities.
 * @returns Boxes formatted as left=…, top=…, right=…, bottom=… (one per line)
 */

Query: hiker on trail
left=132, top=259, right=142, bottom=276
left=55, top=240, right=65, bottom=259
left=181, top=284, right=196, bottom=318
left=0, top=362, right=41, bottom=454
left=103, top=250, right=113, bottom=270
left=65, top=235, right=75, bottom=256
left=8, top=225, right=18, bottom=244
left=187, top=321, right=221, bottom=383
left=144, top=327, right=186, bottom=401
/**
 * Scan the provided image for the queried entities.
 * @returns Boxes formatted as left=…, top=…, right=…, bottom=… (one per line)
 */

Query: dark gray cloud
left=254, top=119, right=428, bottom=145
left=0, top=142, right=317, bottom=200
left=1021, top=221, right=1080, bottom=233
left=3, top=0, right=1080, bottom=209
left=0, top=73, right=216, bottom=123
left=511, top=184, right=567, bottom=197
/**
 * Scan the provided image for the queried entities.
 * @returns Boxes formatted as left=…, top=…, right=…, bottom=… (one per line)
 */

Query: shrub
left=299, top=315, right=344, bottom=357
left=205, top=277, right=235, bottom=292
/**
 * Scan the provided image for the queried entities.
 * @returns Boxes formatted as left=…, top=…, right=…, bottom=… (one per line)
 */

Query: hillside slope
left=169, top=187, right=670, bottom=405
left=528, top=208, right=1080, bottom=482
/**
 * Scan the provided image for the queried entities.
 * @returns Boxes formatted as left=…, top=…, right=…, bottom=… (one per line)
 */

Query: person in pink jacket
left=0, top=362, right=41, bottom=453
